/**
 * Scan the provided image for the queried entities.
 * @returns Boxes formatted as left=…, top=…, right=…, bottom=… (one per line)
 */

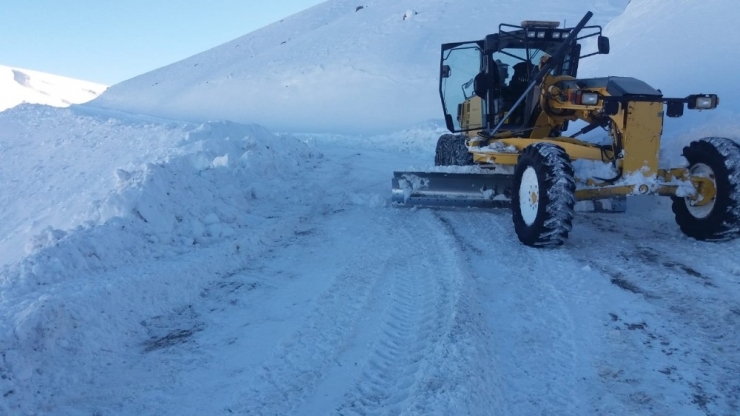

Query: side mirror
left=598, top=36, right=610, bottom=55
left=441, top=65, right=451, bottom=78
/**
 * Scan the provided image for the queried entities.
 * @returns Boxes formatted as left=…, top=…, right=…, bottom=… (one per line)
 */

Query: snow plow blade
left=391, top=171, right=512, bottom=208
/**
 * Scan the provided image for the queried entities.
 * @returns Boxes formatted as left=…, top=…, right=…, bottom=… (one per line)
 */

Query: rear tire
left=434, top=134, right=473, bottom=166
left=512, top=143, right=576, bottom=247
left=671, top=137, right=740, bottom=241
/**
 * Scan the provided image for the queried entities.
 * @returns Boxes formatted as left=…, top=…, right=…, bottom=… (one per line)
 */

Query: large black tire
left=512, top=143, right=576, bottom=247
left=434, top=134, right=473, bottom=166
left=671, top=137, right=740, bottom=241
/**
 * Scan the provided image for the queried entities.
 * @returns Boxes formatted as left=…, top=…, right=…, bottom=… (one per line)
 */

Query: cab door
left=439, top=41, right=486, bottom=133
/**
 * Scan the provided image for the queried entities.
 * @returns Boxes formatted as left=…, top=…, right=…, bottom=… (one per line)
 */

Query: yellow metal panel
left=471, top=137, right=615, bottom=166
left=657, top=168, right=688, bottom=182
left=575, top=185, right=634, bottom=200
left=499, top=138, right=612, bottom=161
left=460, top=96, right=484, bottom=131
left=620, top=101, right=663, bottom=176
left=656, top=185, right=681, bottom=196
left=472, top=152, right=518, bottom=165
left=530, top=111, right=558, bottom=138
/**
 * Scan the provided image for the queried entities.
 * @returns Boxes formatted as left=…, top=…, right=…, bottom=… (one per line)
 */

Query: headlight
left=581, top=92, right=599, bottom=105
left=696, top=96, right=716, bottom=109
left=537, top=31, right=546, bottom=39
left=552, top=32, right=562, bottom=39
left=568, top=90, right=600, bottom=106
left=527, top=31, right=537, bottom=38
left=696, top=97, right=712, bottom=108
left=687, top=94, right=719, bottom=110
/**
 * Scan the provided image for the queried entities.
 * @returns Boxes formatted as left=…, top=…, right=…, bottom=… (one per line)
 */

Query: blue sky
left=1, top=0, right=325, bottom=85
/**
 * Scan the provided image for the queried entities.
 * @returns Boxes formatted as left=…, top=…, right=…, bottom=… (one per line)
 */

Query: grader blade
left=391, top=171, right=512, bottom=208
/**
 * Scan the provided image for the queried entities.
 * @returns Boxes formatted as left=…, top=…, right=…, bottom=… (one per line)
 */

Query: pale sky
left=0, top=0, right=326, bottom=85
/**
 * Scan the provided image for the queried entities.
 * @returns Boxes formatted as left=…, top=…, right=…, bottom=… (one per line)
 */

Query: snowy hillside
left=0, top=64, right=107, bottom=111
left=90, top=0, right=628, bottom=134
left=2, top=0, right=740, bottom=414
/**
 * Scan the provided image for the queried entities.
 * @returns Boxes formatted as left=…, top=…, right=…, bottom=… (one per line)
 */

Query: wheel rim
left=519, top=167, right=539, bottom=226
left=685, top=162, right=716, bottom=219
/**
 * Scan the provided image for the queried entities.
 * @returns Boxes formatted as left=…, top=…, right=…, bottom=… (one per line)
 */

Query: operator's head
left=538, top=54, right=551, bottom=69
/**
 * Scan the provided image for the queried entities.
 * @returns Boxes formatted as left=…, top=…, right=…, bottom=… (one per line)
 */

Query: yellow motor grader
left=392, top=11, right=740, bottom=247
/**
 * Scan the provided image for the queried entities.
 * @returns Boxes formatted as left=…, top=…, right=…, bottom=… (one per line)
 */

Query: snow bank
left=0, top=105, right=316, bottom=267
left=0, top=106, right=315, bottom=287
left=0, top=106, right=318, bottom=413
left=0, top=105, right=189, bottom=267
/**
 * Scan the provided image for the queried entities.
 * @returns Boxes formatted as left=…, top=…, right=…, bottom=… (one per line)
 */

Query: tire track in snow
left=334, top=208, right=504, bottom=415
left=230, top=215, right=394, bottom=415
left=574, top=212, right=740, bottom=414
left=335, top=214, right=456, bottom=415
left=435, top=209, right=583, bottom=415
left=223, top=144, right=433, bottom=415
left=405, top=210, right=507, bottom=415
left=229, top=203, right=459, bottom=415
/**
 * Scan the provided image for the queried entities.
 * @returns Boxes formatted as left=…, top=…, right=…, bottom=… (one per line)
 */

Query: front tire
left=671, top=137, right=740, bottom=241
left=434, top=134, right=473, bottom=166
left=512, top=143, right=576, bottom=247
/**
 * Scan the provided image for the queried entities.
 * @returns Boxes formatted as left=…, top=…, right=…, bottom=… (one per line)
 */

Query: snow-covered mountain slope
left=89, top=0, right=628, bottom=134
left=0, top=64, right=107, bottom=111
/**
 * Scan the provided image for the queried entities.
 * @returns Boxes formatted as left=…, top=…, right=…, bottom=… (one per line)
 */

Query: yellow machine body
left=457, top=71, right=714, bottom=204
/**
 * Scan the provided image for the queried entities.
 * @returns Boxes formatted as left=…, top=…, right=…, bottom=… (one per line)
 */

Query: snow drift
left=0, top=104, right=321, bottom=414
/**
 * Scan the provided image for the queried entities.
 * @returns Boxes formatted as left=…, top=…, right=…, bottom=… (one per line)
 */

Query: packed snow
left=2, top=0, right=740, bottom=415
left=0, top=64, right=107, bottom=111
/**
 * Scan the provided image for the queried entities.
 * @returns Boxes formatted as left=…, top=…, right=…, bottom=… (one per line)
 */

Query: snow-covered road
left=4, top=0, right=740, bottom=412
left=2, top=122, right=740, bottom=415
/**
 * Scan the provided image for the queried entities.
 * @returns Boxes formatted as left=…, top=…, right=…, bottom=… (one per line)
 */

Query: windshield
left=493, top=48, right=547, bottom=84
